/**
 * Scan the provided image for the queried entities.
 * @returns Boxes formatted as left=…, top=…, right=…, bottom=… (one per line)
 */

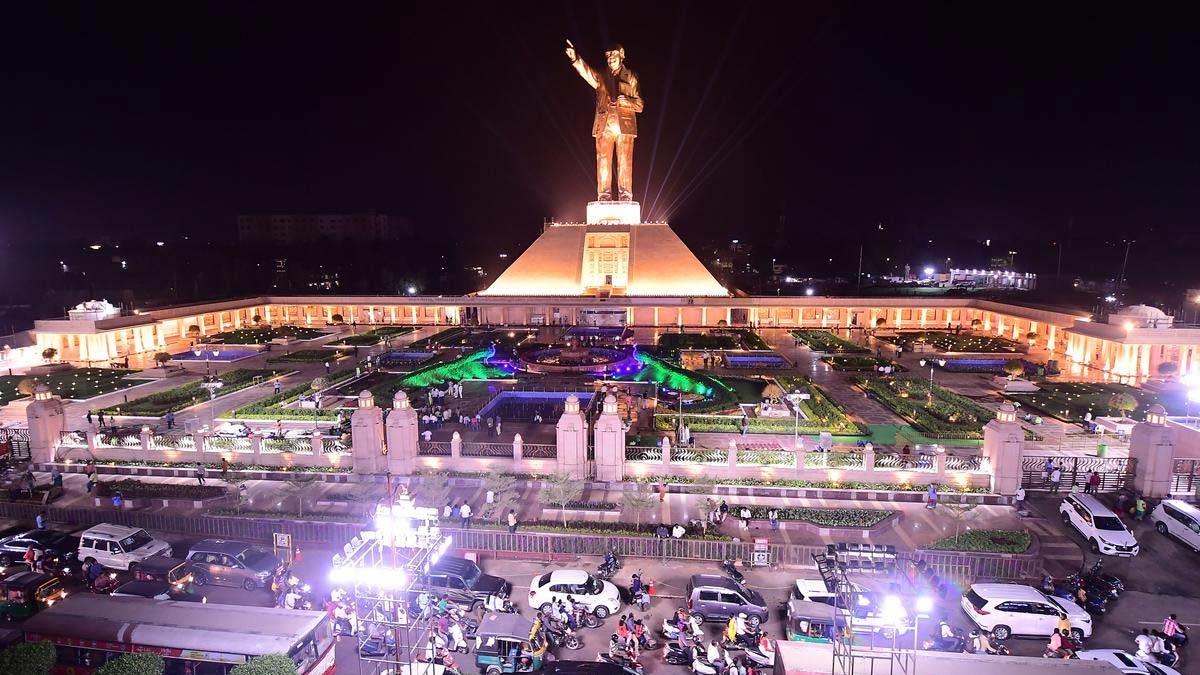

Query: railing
left=97, top=433, right=140, bottom=449
left=150, top=434, right=196, bottom=450
left=803, top=451, right=865, bottom=469
left=461, top=443, right=512, bottom=458
left=736, top=449, right=795, bottom=467
left=58, top=431, right=89, bottom=448
left=945, top=454, right=983, bottom=472
left=521, top=444, right=557, bottom=460
left=1020, top=455, right=1135, bottom=492
left=670, top=447, right=727, bottom=465
left=625, top=446, right=662, bottom=462
left=1172, top=459, right=1200, bottom=494
left=204, top=436, right=252, bottom=453
left=1, top=427, right=31, bottom=461
left=418, top=441, right=451, bottom=456
left=263, top=437, right=314, bottom=454
left=873, top=452, right=936, bottom=471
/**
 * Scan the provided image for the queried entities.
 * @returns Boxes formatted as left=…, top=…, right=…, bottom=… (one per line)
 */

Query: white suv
left=527, top=570, right=621, bottom=618
left=1059, top=493, right=1139, bottom=556
left=1150, top=499, right=1200, bottom=552
left=961, top=583, right=1091, bottom=642
left=78, top=524, right=173, bottom=570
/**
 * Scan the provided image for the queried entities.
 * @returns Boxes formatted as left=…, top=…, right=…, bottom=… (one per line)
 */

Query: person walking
left=36, top=511, right=46, bottom=529
left=1086, top=471, right=1101, bottom=494
left=195, top=462, right=207, bottom=485
left=165, top=410, right=175, bottom=430
left=718, top=499, right=729, bottom=524
left=1049, top=466, right=1062, bottom=493
left=97, top=410, right=106, bottom=428
left=85, top=463, right=97, bottom=493
left=324, top=361, right=331, bottom=374
left=50, top=467, right=62, bottom=490
left=1134, top=495, right=1148, bottom=521
left=495, top=419, right=502, bottom=437
left=740, top=416, right=749, bottom=437
left=739, top=507, right=751, bottom=530
left=86, top=410, right=93, bottom=426
left=459, top=502, right=472, bottom=529
left=274, top=380, right=282, bottom=395
left=1014, top=486, right=1026, bottom=512
left=507, top=510, right=518, bottom=533
left=926, top=484, right=939, bottom=509
left=221, top=457, right=230, bottom=479
left=768, top=508, right=779, bottom=530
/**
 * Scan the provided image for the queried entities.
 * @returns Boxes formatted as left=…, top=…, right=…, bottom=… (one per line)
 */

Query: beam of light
left=647, top=7, right=748, bottom=220
left=657, top=17, right=839, bottom=223
left=641, top=3, right=687, bottom=203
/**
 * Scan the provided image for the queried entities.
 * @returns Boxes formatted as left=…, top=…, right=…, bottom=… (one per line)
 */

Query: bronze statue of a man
left=565, top=40, right=644, bottom=202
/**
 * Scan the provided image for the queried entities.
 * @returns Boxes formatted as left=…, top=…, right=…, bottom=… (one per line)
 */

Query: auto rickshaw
left=0, top=571, right=66, bottom=620
left=132, top=555, right=194, bottom=588
left=474, top=612, right=546, bottom=675
left=784, top=599, right=841, bottom=643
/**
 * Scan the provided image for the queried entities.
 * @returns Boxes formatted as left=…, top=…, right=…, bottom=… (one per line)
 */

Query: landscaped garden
left=727, top=505, right=894, bottom=528
left=202, top=325, right=330, bottom=344
left=1007, top=382, right=1186, bottom=423
left=326, top=326, right=417, bottom=347
left=938, top=358, right=1041, bottom=375
left=233, top=369, right=359, bottom=420
left=101, top=369, right=283, bottom=416
left=857, top=377, right=996, bottom=439
left=0, top=368, right=148, bottom=405
left=370, top=348, right=508, bottom=403
left=409, top=327, right=470, bottom=349
left=266, top=349, right=352, bottom=363
left=96, top=478, right=228, bottom=500
left=927, top=529, right=1031, bottom=553
left=790, top=329, right=869, bottom=353
left=881, top=331, right=1022, bottom=354
left=656, top=332, right=738, bottom=358
left=821, top=355, right=900, bottom=372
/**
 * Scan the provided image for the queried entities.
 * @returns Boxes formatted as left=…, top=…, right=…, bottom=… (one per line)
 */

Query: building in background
left=948, top=268, right=1037, bottom=290
left=237, top=213, right=398, bottom=245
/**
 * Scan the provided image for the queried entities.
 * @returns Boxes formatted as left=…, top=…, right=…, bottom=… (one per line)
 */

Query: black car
left=0, top=530, right=80, bottom=570
left=412, top=556, right=511, bottom=611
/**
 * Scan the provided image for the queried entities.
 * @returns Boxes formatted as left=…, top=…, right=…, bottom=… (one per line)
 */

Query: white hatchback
left=527, top=569, right=621, bottom=618
left=961, top=583, right=1092, bottom=641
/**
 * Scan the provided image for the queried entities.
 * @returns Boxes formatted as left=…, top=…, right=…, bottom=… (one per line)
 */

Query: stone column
left=934, top=451, right=948, bottom=480
left=660, top=436, right=671, bottom=465
left=862, top=442, right=875, bottom=473
left=512, top=433, right=523, bottom=462
left=982, top=403, right=1025, bottom=495
left=593, top=394, right=626, bottom=482
left=351, top=390, right=385, bottom=475
left=311, top=431, right=324, bottom=457
left=556, top=395, right=588, bottom=480
left=26, top=385, right=66, bottom=464
left=140, top=426, right=152, bottom=451
left=249, top=431, right=264, bottom=459
left=1129, top=405, right=1176, bottom=498
left=386, top=391, right=419, bottom=475
left=450, top=432, right=462, bottom=460
left=727, top=440, right=738, bottom=468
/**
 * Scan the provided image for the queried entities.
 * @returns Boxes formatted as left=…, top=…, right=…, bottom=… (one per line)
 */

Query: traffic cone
left=294, top=546, right=303, bottom=563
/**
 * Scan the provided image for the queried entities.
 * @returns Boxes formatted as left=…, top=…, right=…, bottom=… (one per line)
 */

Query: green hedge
left=231, top=654, right=298, bottom=675
left=97, top=478, right=229, bottom=500
left=328, top=326, right=416, bottom=346
left=233, top=369, right=357, bottom=420
left=656, top=333, right=738, bottom=358
left=791, top=330, right=869, bottom=353
left=857, top=377, right=994, bottom=439
left=97, top=653, right=165, bottom=675
left=0, top=640, right=56, bottom=675
left=266, top=349, right=350, bottom=363
left=101, top=369, right=283, bottom=416
left=633, top=474, right=991, bottom=493
left=76, top=459, right=352, bottom=473
left=410, top=327, right=469, bottom=349
left=927, top=529, right=1031, bottom=553
left=728, top=505, right=893, bottom=528
left=822, top=356, right=898, bottom=371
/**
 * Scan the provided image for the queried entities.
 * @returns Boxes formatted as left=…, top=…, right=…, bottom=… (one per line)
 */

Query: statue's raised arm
left=564, top=41, right=643, bottom=202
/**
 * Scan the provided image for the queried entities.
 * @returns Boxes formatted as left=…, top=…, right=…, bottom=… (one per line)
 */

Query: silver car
left=186, top=539, right=282, bottom=590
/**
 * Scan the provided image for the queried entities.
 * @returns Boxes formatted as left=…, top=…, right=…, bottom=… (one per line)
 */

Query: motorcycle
left=663, top=617, right=703, bottom=646
left=599, top=651, right=644, bottom=675
left=573, top=606, right=602, bottom=629
left=720, top=630, right=760, bottom=652
left=1041, top=575, right=1108, bottom=615
left=721, top=559, right=745, bottom=585
left=925, top=624, right=966, bottom=653
left=1081, top=561, right=1123, bottom=599
left=598, top=549, right=622, bottom=581
left=497, top=598, right=518, bottom=613
left=545, top=622, right=583, bottom=650
left=91, top=571, right=122, bottom=594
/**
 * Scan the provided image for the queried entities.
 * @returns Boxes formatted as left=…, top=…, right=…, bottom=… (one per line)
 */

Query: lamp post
left=918, top=359, right=946, bottom=403
left=193, top=347, right=206, bottom=377
left=211, top=348, right=220, bottom=377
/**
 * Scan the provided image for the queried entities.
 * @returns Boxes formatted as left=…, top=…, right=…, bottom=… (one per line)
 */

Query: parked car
left=528, top=570, right=621, bottom=618
left=1150, top=499, right=1200, bottom=552
left=0, top=529, right=80, bottom=571
left=131, top=555, right=194, bottom=587
left=77, top=524, right=172, bottom=570
left=685, top=574, right=769, bottom=628
left=1059, top=493, right=1139, bottom=556
left=0, top=571, right=66, bottom=620
left=790, top=578, right=912, bottom=636
left=411, top=555, right=511, bottom=612
left=961, top=583, right=1091, bottom=641
left=185, top=539, right=282, bottom=590
left=1076, top=649, right=1182, bottom=675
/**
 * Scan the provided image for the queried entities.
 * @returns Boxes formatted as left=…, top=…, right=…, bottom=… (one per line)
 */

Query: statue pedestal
left=587, top=201, right=641, bottom=225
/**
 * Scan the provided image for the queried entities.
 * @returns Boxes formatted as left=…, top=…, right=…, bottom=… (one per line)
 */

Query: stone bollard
left=140, top=426, right=152, bottom=452
left=727, top=439, right=738, bottom=468
left=311, top=431, right=324, bottom=456
left=513, top=433, right=523, bottom=462
left=249, top=431, right=264, bottom=459
left=451, top=431, right=462, bottom=459
left=862, top=442, right=875, bottom=473
left=934, top=450, right=948, bottom=480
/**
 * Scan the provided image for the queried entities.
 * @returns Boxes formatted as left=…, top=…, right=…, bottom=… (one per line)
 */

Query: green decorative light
left=617, top=351, right=728, bottom=397
left=400, top=348, right=507, bottom=389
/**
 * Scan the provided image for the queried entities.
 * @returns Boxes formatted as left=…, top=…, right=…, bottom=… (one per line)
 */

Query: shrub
left=331, top=314, right=344, bottom=323
left=728, top=505, right=893, bottom=528
left=97, top=653, right=165, bottom=675
left=0, top=641, right=56, bottom=675
left=96, top=478, right=228, bottom=500
left=1108, top=392, right=1138, bottom=414
left=231, top=654, right=297, bottom=675
left=101, top=369, right=280, bottom=416
left=153, top=352, right=172, bottom=366
left=927, top=529, right=1030, bottom=553
left=1158, top=362, right=1178, bottom=376
left=41, top=347, right=57, bottom=361
left=1002, top=360, right=1025, bottom=378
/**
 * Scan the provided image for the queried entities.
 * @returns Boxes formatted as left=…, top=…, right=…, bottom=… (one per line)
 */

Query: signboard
left=273, top=532, right=293, bottom=563
left=751, top=538, right=770, bottom=567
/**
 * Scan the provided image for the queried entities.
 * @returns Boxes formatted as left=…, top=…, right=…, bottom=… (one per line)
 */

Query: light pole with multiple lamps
left=192, top=346, right=220, bottom=377
left=918, top=359, right=946, bottom=403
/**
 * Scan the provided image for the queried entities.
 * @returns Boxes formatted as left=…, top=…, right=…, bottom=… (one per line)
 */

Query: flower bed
left=939, top=358, right=1039, bottom=375
left=60, top=459, right=352, bottom=473
left=563, top=501, right=618, bottom=511
left=203, top=325, right=330, bottom=344
left=927, top=529, right=1031, bottom=553
left=266, top=349, right=351, bottom=363
left=101, top=369, right=283, bottom=416
left=881, top=331, right=1022, bottom=354
left=0, top=368, right=147, bottom=405
left=233, top=369, right=358, bottom=420
left=857, top=377, right=993, bottom=439
left=727, top=505, right=893, bottom=528
left=790, top=330, right=869, bottom=353
left=657, top=333, right=738, bottom=358
left=96, top=478, right=229, bottom=500
left=634, top=474, right=991, bottom=493
left=821, top=356, right=900, bottom=372
left=327, top=326, right=417, bottom=347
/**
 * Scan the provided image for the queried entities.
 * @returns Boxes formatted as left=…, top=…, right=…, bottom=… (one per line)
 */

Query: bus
left=21, top=594, right=335, bottom=675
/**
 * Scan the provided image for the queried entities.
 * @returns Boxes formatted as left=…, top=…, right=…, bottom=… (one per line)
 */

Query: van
left=684, top=574, right=769, bottom=627
left=77, top=524, right=172, bottom=570
left=1150, top=499, right=1200, bottom=552
left=186, top=540, right=282, bottom=591
left=1058, top=493, right=1139, bottom=556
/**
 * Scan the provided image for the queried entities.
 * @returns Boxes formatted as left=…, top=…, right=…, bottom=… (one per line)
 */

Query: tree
left=252, top=314, right=263, bottom=325
left=310, top=377, right=328, bottom=393
left=619, top=485, right=659, bottom=528
left=482, top=470, right=517, bottom=520
left=346, top=484, right=387, bottom=518
left=1002, top=360, right=1025, bottom=379
left=941, top=494, right=980, bottom=545
left=331, top=313, right=344, bottom=323
left=153, top=352, right=172, bottom=367
left=231, top=654, right=297, bottom=675
left=280, top=476, right=321, bottom=517
left=1158, top=361, right=1178, bottom=377
left=0, top=640, right=56, bottom=675
left=41, top=347, right=57, bottom=362
left=97, top=653, right=165, bottom=675
left=187, top=324, right=201, bottom=337
left=539, top=472, right=585, bottom=526
left=1109, top=392, right=1139, bottom=415
left=16, top=378, right=36, bottom=397
left=970, top=318, right=983, bottom=330
left=414, top=472, right=454, bottom=511
left=875, top=317, right=886, bottom=328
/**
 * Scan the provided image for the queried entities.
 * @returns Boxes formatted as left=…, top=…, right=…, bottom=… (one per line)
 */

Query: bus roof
left=23, top=595, right=326, bottom=657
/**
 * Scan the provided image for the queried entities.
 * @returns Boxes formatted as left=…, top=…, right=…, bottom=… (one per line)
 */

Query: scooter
left=721, top=559, right=745, bottom=585
left=926, top=625, right=966, bottom=653
left=664, top=642, right=693, bottom=666
left=721, top=630, right=760, bottom=652
left=599, top=651, right=644, bottom=675
left=1084, top=559, right=1124, bottom=593
left=635, top=631, right=659, bottom=651
left=743, top=641, right=775, bottom=668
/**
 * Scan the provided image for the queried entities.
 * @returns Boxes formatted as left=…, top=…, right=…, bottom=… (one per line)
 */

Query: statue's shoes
left=618, top=192, right=633, bottom=202
left=598, top=192, right=613, bottom=201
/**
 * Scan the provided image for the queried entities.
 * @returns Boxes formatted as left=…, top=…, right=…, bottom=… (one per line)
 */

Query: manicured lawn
left=882, top=331, right=1022, bottom=354
left=1007, top=382, right=1185, bottom=423
left=101, top=369, right=282, bottom=416
left=266, top=349, right=352, bottom=363
left=727, top=505, right=894, bottom=528
left=409, top=327, right=470, bottom=349
left=822, top=355, right=901, bottom=372
left=927, top=529, right=1031, bottom=553
left=327, top=326, right=417, bottom=346
left=234, top=369, right=359, bottom=420
left=656, top=332, right=738, bottom=358
left=0, top=368, right=148, bottom=405
left=790, top=330, right=869, bottom=353
left=204, top=325, right=330, bottom=344
left=858, top=377, right=995, bottom=439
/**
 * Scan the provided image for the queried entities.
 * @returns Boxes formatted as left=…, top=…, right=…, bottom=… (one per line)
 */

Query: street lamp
left=193, top=346, right=206, bottom=377
left=211, top=349, right=220, bottom=377
left=918, top=359, right=946, bottom=402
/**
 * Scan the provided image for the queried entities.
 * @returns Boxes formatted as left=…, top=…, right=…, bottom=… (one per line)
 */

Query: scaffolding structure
left=814, top=553, right=915, bottom=675
left=331, top=490, right=452, bottom=675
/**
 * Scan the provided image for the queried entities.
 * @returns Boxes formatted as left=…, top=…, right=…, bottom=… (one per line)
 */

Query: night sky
left=2, top=2, right=1197, bottom=287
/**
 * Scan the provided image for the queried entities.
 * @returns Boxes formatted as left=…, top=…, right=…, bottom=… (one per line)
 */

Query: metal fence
left=461, top=443, right=513, bottom=458
left=204, top=436, right=252, bottom=453
left=1173, top=459, right=1200, bottom=494
left=1020, top=455, right=1135, bottom=492
left=263, top=437, right=314, bottom=454
left=418, top=441, right=451, bottom=456
left=625, top=446, right=662, bottom=463
left=873, top=452, right=935, bottom=471
left=736, top=449, right=795, bottom=467
left=670, top=447, right=727, bottom=465
left=150, top=434, right=196, bottom=450
left=58, top=430, right=89, bottom=448
left=521, top=444, right=557, bottom=460
left=0, top=428, right=31, bottom=460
